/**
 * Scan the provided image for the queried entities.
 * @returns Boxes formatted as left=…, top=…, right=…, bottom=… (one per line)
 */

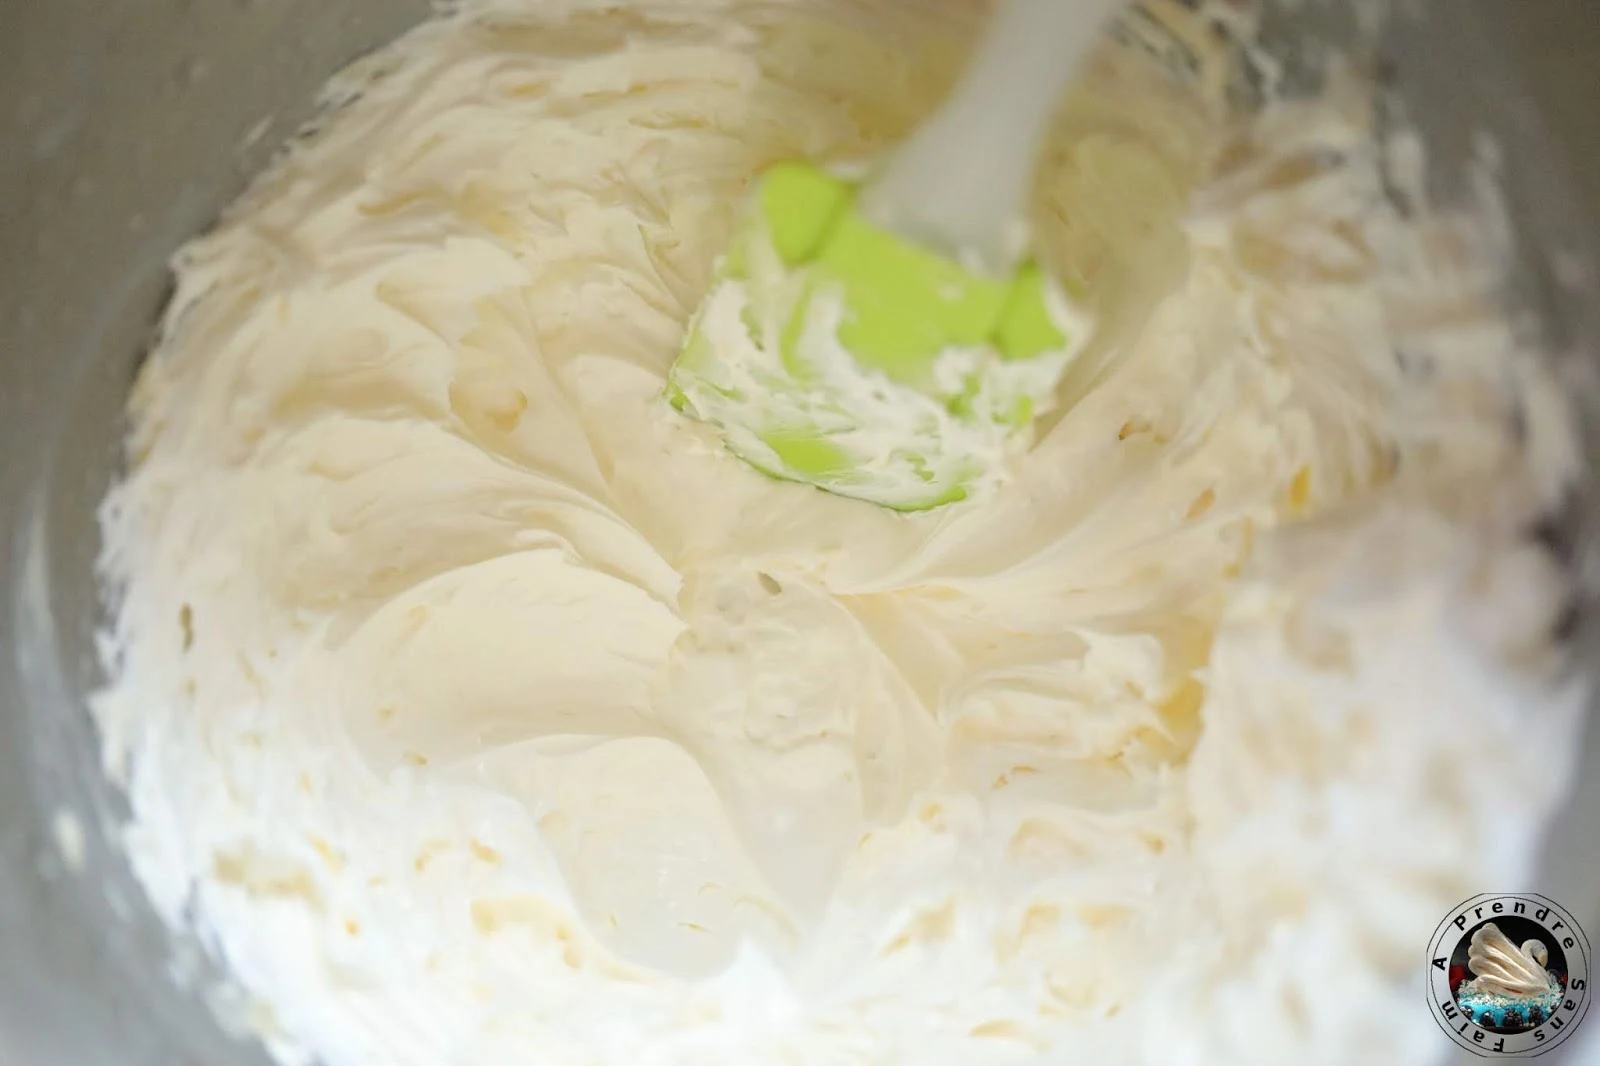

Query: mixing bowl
left=2, top=1, right=1597, bottom=1063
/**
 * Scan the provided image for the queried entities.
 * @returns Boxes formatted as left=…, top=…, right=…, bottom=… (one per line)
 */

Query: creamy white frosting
left=93, top=2, right=1586, bottom=1065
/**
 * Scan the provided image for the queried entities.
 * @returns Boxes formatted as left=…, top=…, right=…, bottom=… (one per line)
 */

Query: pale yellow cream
left=94, top=2, right=1583, bottom=1065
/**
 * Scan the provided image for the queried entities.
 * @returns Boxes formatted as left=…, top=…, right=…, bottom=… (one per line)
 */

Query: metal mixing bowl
left=2, top=2, right=1597, bottom=1063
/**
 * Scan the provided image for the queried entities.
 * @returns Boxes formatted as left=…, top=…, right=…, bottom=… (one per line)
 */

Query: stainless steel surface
left=1, top=2, right=1597, bottom=1064
left=1, top=6, right=432, bottom=1064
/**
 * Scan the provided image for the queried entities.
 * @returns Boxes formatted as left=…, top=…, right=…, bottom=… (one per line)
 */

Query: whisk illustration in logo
left=1427, top=895, right=1590, bottom=1056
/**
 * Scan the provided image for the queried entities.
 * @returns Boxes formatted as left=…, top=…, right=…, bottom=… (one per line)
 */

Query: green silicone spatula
left=668, top=0, right=1128, bottom=511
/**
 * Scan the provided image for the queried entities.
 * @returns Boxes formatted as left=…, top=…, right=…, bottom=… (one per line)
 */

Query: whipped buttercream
left=93, top=2, right=1585, bottom=1065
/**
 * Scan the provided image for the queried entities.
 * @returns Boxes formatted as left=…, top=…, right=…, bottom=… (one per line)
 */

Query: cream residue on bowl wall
left=91, top=1, right=1586, bottom=1064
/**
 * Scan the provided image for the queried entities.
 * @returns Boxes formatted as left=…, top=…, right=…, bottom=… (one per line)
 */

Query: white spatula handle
left=859, top=0, right=1129, bottom=276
